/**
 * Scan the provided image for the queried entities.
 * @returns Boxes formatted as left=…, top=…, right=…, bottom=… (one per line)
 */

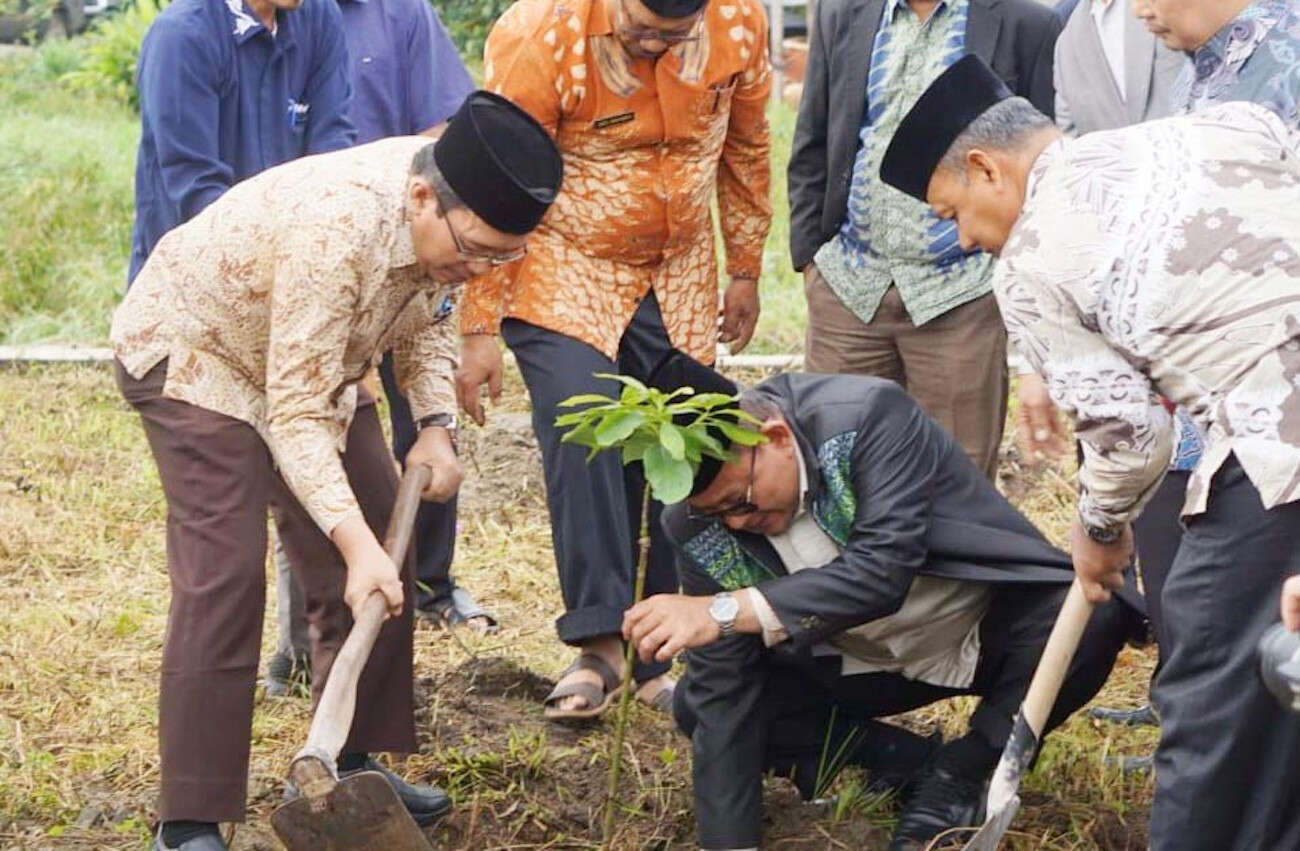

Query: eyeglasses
left=687, top=447, right=758, bottom=521
left=433, top=187, right=528, bottom=267
left=618, top=0, right=701, bottom=43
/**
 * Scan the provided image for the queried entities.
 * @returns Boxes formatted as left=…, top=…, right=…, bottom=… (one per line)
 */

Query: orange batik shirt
left=461, top=0, right=773, bottom=363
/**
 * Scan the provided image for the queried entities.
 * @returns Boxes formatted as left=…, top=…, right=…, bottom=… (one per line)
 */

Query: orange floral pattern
left=111, top=137, right=460, bottom=534
left=461, top=0, right=772, bottom=362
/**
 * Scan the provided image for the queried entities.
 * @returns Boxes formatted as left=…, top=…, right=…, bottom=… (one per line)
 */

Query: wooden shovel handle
left=1022, top=579, right=1095, bottom=736
left=295, top=464, right=432, bottom=772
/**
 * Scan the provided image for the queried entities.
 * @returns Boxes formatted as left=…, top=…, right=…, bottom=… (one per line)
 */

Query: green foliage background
left=437, top=0, right=513, bottom=62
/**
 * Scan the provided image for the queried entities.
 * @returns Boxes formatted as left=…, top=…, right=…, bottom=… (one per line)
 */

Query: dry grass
left=0, top=364, right=1157, bottom=850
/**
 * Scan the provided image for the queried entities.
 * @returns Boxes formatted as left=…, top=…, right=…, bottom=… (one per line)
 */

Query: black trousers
left=1132, top=469, right=1189, bottom=657
left=379, top=353, right=457, bottom=609
left=1149, top=456, right=1300, bottom=851
left=502, top=293, right=679, bottom=682
left=676, top=581, right=1137, bottom=799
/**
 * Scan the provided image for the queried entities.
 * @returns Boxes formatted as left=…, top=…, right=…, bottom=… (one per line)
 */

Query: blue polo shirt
left=129, top=0, right=356, bottom=282
left=338, top=0, right=473, bottom=142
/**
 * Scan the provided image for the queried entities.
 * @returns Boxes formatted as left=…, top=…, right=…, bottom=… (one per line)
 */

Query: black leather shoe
left=888, top=765, right=983, bottom=850
left=1086, top=703, right=1158, bottom=727
left=340, top=759, right=452, bottom=827
left=152, top=828, right=227, bottom=850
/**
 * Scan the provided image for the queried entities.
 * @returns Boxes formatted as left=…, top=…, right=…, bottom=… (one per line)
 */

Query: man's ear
left=408, top=177, right=436, bottom=215
left=759, top=417, right=794, bottom=448
left=966, top=149, right=1000, bottom=187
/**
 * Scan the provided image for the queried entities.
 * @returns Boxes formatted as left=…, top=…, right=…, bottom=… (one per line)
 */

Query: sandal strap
left=559, top=653, right=622, bottom=693
left=648, top=684, right=675, bottom=713
left=543, top=654, right=622, bottom=710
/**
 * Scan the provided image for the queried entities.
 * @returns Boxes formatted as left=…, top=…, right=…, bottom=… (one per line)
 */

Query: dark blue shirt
left=129, top=0, right=356, bottom=282
left=338, top=0, right=473, bottom=142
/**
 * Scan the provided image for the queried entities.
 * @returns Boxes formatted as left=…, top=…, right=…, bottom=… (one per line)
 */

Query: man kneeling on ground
left=111, top=92, right=562, bottom=851
left=623, top=352, right=1144, bottom=851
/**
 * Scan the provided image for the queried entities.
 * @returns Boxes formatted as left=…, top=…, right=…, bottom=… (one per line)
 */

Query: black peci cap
left=433, top=90, right=563, bottom=235
left=880, top=55, right=1012, bottom=202
left=641, top=0, right=707, bottom=18
left=646, top=350, right=741, bottom=498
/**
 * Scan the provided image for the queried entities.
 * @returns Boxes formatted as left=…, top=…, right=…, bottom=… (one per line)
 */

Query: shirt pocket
left=700, top=74, right=740, bottom=121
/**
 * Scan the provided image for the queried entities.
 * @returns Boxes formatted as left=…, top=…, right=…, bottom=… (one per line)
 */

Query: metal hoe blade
left=959, top=709, right=1038, bottom=851
left=271, top=771, right=433, bottom=851
left=960, top=796, right=1021, bottom=851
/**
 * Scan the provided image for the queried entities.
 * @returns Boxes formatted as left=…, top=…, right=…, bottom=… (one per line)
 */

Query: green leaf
left=642, top=444, right=694, bottom=504
left=559, top=422, right=600, bottom=450
left=557, top=393, right=620, bottom=408
left=682, top=427, right=728, bottom=459
left=717, top=422, right=765, bottom=446
left=659, top=423, right=686, bottom=460
left=672, top=392, right=739, bottom=411
left=555, top=410, right=600, bottom=427
left=594, top=373, right=650, bottom=393
left=595, top=410, right=646, bottom=446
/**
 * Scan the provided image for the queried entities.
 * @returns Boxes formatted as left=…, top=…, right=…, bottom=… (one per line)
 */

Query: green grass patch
left=0, top=44, right=137, bottom=345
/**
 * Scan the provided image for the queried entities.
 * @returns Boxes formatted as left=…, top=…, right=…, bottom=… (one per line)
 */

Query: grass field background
left=1, top=34, right=1157, bottom=851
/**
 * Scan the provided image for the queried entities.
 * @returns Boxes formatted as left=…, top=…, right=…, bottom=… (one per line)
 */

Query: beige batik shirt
left=111, top=136, right=459, bottom=535
left=994, top=102, right=1300, bottom=535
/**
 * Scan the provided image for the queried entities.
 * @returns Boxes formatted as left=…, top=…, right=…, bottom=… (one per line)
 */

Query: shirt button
left=800, top=615, right=821, bottom=630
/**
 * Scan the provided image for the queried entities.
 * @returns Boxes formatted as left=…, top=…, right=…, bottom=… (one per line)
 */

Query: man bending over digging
left=624, top=351, right=1144, bottom=851
left=110, top=92, right=561, bottom=851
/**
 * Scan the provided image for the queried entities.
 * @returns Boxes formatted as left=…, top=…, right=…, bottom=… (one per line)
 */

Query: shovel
left=961, top=579, right=1095, bottom=851
left=272, top=464, right=434, bottom=851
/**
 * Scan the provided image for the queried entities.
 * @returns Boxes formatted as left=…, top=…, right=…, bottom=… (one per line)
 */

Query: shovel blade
left=271, top=770, right=433, bottom=851
left=959, top=795, right=1020, bottom=851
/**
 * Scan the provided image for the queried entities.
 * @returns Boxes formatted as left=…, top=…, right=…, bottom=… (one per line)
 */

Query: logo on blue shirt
left=287, top=98, right=310, bottom=130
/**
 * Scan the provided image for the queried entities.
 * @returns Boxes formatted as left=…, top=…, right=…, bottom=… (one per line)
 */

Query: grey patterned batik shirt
left=993, top=102, right=1300, bottom=538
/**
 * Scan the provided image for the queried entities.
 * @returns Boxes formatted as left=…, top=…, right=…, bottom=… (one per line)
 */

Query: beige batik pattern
left=994, top=102, right=1300, bottom=533
left=464, top=0, right=773, bottom=363
left=111, top=136, right=460, bottom=534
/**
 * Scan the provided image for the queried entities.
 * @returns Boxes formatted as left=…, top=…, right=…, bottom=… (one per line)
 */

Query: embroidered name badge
left=593, top=111, right=636, bottom=129
left=286, top=98, right=310, bottom=129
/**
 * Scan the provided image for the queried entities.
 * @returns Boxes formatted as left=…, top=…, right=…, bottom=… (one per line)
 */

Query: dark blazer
left=787, top=0, right=1063, bottom=270
left=664, top=374, right=1142, bottom=848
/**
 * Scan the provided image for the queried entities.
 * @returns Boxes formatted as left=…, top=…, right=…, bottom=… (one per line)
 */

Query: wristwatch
left=1083, top=520, right=1123, bottom=545
left=708, top=592, right=740, bottom=638
left=416, top=413, right=457, bottom=435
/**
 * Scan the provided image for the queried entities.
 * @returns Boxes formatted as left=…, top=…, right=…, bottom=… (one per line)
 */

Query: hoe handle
left=1022, top=578, right=1095, bottom=736
left=293, top=464, right=431, bottom=777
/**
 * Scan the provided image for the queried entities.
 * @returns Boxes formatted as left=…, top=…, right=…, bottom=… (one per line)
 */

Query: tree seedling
left=555, top=373, right=765, bottom=848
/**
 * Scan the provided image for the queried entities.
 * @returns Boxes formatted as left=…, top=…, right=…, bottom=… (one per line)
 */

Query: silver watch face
left=709, top=593, right=739, bottom=622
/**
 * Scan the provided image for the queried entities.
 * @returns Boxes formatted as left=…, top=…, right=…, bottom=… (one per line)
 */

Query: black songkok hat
left=641, top=0, right=707, bottom=21
left=880, top=55, right=1012, bottom=202
left=646, top=350, right=740, bottom=498
left=434, top=90, right=563, bottom=235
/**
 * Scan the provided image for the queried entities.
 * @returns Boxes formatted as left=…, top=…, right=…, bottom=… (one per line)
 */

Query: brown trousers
left=804, top=267, right=1008, bottom=480
left=116, top=360, right=416, bottom=824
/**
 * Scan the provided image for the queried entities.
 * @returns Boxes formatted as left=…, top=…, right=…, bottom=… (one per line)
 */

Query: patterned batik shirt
left=112, top=136, right=460, bottom=535
left=813, top=0, right=993, bottom=326
left=462, top=0, right=772, bottom=363
left=993, top=102, right=1300, bottom=538
left=1165, top=0, right=1300, bottom=472
left=1175, top=0, right=1300, bottom=129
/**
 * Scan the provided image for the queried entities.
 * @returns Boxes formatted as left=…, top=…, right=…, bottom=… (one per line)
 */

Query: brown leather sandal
left=542, top=653, right=621, bottom=723
left=636, top=678, right=676, bottom=714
